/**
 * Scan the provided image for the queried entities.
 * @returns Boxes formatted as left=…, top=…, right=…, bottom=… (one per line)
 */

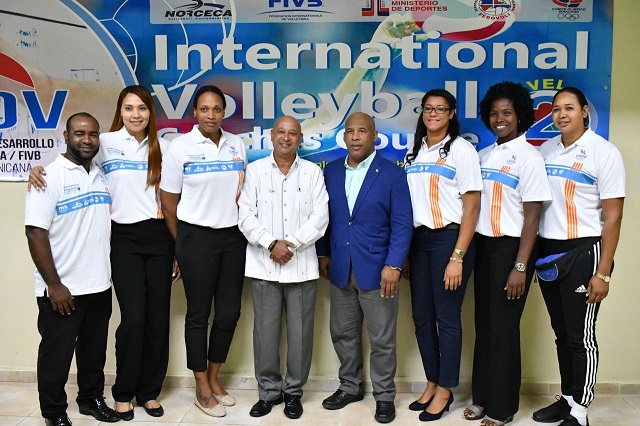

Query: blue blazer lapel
left=333, top=159, right=350, bottom=218
left=351, top=156, right=383, bottom=218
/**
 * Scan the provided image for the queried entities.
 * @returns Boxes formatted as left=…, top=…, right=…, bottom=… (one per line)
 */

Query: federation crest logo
left=551, top=0, right=585, bottom=20
left=552, top=0, right=584, bottom=7
left=474, top=0, right=516, bottom=19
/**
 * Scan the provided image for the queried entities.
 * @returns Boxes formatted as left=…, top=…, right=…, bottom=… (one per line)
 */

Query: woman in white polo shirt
left=29, top=85, right=175, bottom=421
left=404, top=89, right=481, bottom=422
left=467, top=82, right=551, bottom=426
left=160, top=85, right=247, bottom=418
left=532, top=87, right=624, bottom=426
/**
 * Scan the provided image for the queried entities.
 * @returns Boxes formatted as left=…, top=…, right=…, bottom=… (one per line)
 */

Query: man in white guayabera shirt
left=238, top=116, right=329, bottom=421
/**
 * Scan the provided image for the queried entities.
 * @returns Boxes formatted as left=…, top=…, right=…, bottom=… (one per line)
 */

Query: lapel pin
left=376, top=168, right=379, bottom=172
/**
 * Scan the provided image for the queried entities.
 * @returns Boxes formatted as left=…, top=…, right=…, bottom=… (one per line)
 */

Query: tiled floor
left=1, top=382, right=639, bottom=425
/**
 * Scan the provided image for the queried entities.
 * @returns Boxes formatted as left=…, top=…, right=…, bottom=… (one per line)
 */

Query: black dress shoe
left=142, top=403, right=164, bottom=417
left=78, top=397, right=121, bottom=422
left=283, top=393, right=303, bottom=419
left=45, top=415, right=72, bottom=426
left=374, top=400, right=396, bottom=424
left=533, top=396, right=571, bottom=423
left=322, top=389, right=364, bottom=410
left=249, top=395, right=284, bottom=417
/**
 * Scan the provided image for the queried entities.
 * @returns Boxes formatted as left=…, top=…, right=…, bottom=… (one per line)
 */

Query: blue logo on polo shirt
left=405, top=163, right=456, bottom=180
left=481, top=168, right=519, bottom=189
left=546, top=165, right=596, bottom=185
left=56, top=191, right=112, bottom=215
left=102, top=159, right=148, bottom=174
left=183, top=160, right=244, bottom=175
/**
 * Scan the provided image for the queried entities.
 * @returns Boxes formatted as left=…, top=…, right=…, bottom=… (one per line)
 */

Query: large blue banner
left=0, top=0, right=613, bottom=180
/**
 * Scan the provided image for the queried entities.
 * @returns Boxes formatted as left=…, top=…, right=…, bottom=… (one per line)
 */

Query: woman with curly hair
left=404, top=89, right=482, bottom=422
left=464, top=82, right=551, bottom=426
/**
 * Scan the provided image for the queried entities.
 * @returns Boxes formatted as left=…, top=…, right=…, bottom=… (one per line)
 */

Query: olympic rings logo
left=557, top=12, right=580, bottom=20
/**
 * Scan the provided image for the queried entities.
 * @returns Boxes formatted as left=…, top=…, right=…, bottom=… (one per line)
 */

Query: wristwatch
left=454, top=248, right=466, bottom=258
left=595, top=272, right=611, bottom=283
left=514, top=262, right=526, bottom=272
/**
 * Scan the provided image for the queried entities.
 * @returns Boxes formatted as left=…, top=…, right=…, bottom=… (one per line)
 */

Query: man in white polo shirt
left=238, top=116, right=329, bottom=420
left=25, top=113, right=120, bottom=426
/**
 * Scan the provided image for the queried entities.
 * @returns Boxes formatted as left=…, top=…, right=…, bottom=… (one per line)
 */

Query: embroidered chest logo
left=506, top=154, right=517, bottom=166
left=576, top=149, right=587, bottom=160
left=107, top=147, right=125, bottom=156
left=228, top=145, right=238, bottom=157
left=63, top=184, right=81, bottom=194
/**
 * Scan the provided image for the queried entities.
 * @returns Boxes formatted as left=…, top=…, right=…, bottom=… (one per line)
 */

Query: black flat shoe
left=114, top=402, right=134, bottom=421
left=78, top=397, right=121, bottom=422
left=45, top=415, right=72, bottom=426
left=375, top=400, right=396, bottom=424
left=418, top=392, right=454, bottom=422
left=143, top=404, right=164, bottom=417
left=322, top=389, right=364, bottom=410
left=283, top=393, right=303, bottom=419
left=409, top=396, right=434, bottom=411
left=249, top=395, right=284, bottom=417
left=116, top=409, right=134, bottom=421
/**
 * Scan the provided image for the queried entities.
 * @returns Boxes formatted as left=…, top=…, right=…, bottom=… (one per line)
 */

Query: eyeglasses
left=421, top=106, right=450, bottom=115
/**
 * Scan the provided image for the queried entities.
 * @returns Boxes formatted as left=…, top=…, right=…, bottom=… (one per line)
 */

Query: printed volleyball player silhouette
left=295, top=0, right=520, bottom=152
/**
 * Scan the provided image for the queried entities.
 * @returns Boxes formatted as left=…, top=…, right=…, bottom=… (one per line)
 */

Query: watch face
left=515, top=263, right=526, bottom=272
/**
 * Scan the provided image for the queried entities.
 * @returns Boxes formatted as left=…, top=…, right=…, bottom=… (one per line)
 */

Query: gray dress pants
left=329, top=268, right=399, bottom=401
left=252, top=279, right=317, bottom=400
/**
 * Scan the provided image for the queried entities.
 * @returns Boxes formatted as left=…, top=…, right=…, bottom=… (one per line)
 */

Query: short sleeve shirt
left=97, top=127, right=170, bottom=224
left=160, top=125, right=247, bottom=228
left=476, top=134, right=551, bottom=238
left=25, top=155, right=112, bottom=296
left=538, top=128, right=626, bottom=240
left=405, top=135, right=483, bottom=228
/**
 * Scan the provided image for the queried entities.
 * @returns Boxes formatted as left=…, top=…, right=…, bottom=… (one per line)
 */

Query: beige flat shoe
left=214, top=393, right=236, bottom=407
left=194, top=397, right=226, bottom=417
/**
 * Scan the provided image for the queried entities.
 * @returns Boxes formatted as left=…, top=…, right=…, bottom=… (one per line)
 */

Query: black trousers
left=37, top=288, right=112, bottom=418
left=176, top=222, right=246, bottom=372
left=538, top=236, right=602, bottom=407
left=110, top=220, right=175, bottom=404
left=471, top=235, right=536, bottom=422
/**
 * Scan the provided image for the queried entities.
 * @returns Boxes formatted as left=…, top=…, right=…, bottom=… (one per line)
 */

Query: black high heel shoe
left=418, top=392, right=454, bottom=422
left=409, top=396, right=434, bottom=411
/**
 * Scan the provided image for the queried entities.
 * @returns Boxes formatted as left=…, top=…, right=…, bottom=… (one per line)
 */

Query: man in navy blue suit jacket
left=317, top=112, right=413, bottom=424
